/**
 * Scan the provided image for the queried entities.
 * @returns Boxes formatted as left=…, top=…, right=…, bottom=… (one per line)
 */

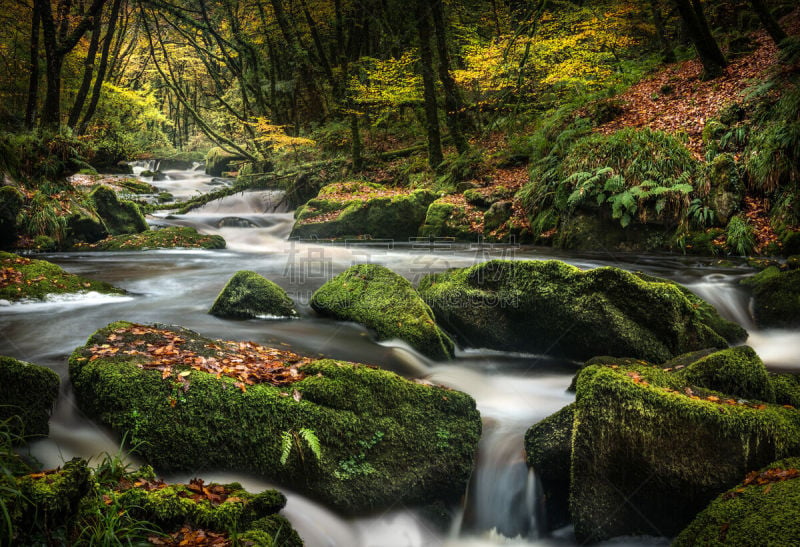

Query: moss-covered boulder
left=0, top=185, right=23, bottom=248
left=310, top=264, right=454, bottom=360
left=0, top=252, right=123, bottom=302
left=678, top=346, right=774, bottom=402
left=77, top=226, right=226, bottom=251
left=0, top=355, right=59, bottom=438
left=419, top=197, right=483, bottom=241
left=209, top=270, right=297, bottom=319
left=69, top=322, right=481, bottom=514
left=569, top=363, right=800, bottom=542
left=418, top=260, right=746, bottom=363
left=524, top=403, right=574, bottom=532
left=88, top=186, right=148, bottom=236
left=675, top=458, right=800, bottom=546
left=66, top=212, right=108, bottom=244
left=291, top=182, right=436, bottom=240
left=205, top=147, right=243, bottom=177
left=553, top=212, right=670, bottom=252
left=741, top=267, right=800, bottom=328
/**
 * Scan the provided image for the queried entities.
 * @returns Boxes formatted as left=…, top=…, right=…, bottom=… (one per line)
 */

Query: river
left=2, top=165, right=798, bottom=546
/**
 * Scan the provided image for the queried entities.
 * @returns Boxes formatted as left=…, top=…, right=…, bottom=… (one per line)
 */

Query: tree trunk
left=25, top=6, right=41, bottom=129
left=68, top=10, right=103, bottom=128
left=648, top=0, right=675, bottom=62
left=749, top=0, right=788, bottom=47
left=79, top=0, right=122, bottom=133
left=431, top=0, right=469, bottom=154
left=414, top=0, right=443, bottom=169
left=673, top=0, right=726, bottom=78
left=350, top=113, right=362, bottom=171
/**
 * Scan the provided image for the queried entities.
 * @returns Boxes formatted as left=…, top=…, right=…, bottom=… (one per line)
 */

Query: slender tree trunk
left=749, top=0, right=788, bottom=47
left=350, top=113, right=362, bottom=171
left=431, top=0, right=469, bottom=154
left=68, top=11, right=103, bottom=128
left=25, top=6, right=41, bottom=129
left=79, top=0, right=122, bottom=133
left=673, top=0, right=726, bottom=78
left=414, top=0, right=443, bottom=169
left=648, top=0, right=675, bottom=62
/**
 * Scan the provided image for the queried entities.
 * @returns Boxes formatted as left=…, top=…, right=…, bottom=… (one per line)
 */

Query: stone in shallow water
left=209, top=270, right=297, bottom=319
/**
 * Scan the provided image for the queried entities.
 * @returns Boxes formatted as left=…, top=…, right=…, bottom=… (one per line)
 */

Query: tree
left=431, top=0, right=469, bottom=155
left=748, top=0, right=788, bottom=48
left=414, top=0, right=443, bottom=169
left=672, top=0, right=726, bottom=79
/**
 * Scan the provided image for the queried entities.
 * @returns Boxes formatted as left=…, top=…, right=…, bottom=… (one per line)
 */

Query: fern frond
left=300, top=428, right=323, bottom=461
left=280, top=431, right=293, bottom=465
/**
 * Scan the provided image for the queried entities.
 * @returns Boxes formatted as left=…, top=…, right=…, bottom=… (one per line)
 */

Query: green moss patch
left=69, top=321, right=481, bottom=513
left=741, top=266, right=800, bottom=328
left=675, top=458, right=800, bottom=546
left=311, top=264, right=454, bottom=360
left=88, top=186, right=148, bottom=236
left=419, top=196, right=484, bottom=241
left=0, top=251, right=123, bottom=301
left=209, top=270, right=297, bottom=319
left=290, top=182, right=436, bottom=240
left=0, top=355, right=59, bottom=438
left=75, top=226, right=226, bottom=251
left=418, top=260, right=746, bottom=363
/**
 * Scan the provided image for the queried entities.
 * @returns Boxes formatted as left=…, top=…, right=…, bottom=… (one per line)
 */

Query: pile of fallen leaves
left=112, top=477, right=242, bottom=507
left=724, top=466, right=800, bottom=499
left=743, top=196, right=781, bottom=253
left=84, top=324, right=312, bottom=392
left=149, top=526, right=231, bottom=546
left=0, top=267, right=23, bottom=289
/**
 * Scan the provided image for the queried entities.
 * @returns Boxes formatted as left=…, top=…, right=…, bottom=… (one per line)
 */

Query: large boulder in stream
left=674, top=457, right=800, bottom=546
left=77, top=226, right=226, bottom=251
left=740, top=266, right=800, bottom=329
left=0, top=355, right=59, bottom=438
left=0, top=251, right=123, bottom=302
left=69, top=321, right=481, bottom=514
left=310, top=264, right=454, bottom=360
left=88, top=186, right=148, bottom=236
left=209, top=270, right=297, bottom=319
left=417, top=260, right=746, bottom=363
left=291, top=181, right=436, bottom=240
left=528, top=347, right=800, bottom=542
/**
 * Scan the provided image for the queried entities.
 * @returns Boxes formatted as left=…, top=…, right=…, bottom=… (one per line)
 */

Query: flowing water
left=2, top=166, right=798, bottom=546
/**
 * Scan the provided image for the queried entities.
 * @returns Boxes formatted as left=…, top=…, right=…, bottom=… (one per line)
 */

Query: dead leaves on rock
left=723, top=467, right=800, bottom=500
left=148, top=526, right=231, bottom=546
left=85, top=324, right=311, bottom=390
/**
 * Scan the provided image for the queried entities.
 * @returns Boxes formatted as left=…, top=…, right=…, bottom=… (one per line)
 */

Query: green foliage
left=280, top=428, right=322, bottom=467
left=688, top=198, right=715, bottom=228
left=726, top=215, right=755, bottom=256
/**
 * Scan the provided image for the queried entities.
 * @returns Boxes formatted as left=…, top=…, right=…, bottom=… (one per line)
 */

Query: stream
left=2, top=166, right=799, bottom=546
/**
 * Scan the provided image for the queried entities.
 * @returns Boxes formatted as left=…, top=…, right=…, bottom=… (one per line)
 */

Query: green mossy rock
left=771, top=373, right=800, bottom=407
left=15, top=458, right=91, bottom=534
left=88, top=186, right=148, bottom=236
left=0, top=185, right=23, bottom=248
left=553, top=212, right=669, bottom=252
left=66, top=212, right=108, bottom=244
left=78, top=226, right=226, bottom=251
left=483, top=201, right=512, bottom=233
left=310, top=264, right=454, bottom=360
left=524, top=403, right=574, bottom=532
left=0, top=251, right=123, bottom=302
left=69, top=322, right=480, bottom=514
left=291, top=182, right=436, bottom=240
left=248, top=515, right=303, bottom=546
left=570, top=364, right=800, bottom=542
left=674, top=458, right=800, bottom=546
left=209, top=270, right=297, bottom=319
left=419, top=199, right=481, bottom=241
left=0, top=355, right=59, bottom=438
left=678, top=346, right=774, bottom=402
left=205, top=147, right=242, bottom=177
left=417, top=260, right=746, bottom=363
left=741, top=267, right=800, bottom=328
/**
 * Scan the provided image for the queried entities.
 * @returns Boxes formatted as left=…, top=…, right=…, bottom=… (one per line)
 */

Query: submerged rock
left=675, top=457, right=800, bottom=546
left=418, top=260, right=746, bottom=363
left=568, top=360, right=800, bottom=542
left=0, top=355, right=59, bottom=438
left=77, top=226, right=225, bottom=251
left=291, top=181, right=436, bottom=240
left=741, top=266, right=800, bottom=328
left=209, top=270, right=297, bottom=319
left=88, top=186, right=148, bottom=236
left=310, top=264, right=454, bottom=360
left=69, top=322, right=481, bottom=514
left=0, top=251, right=123, bottom=302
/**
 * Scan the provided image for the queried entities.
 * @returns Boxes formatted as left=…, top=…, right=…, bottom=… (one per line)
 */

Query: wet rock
left=0, top=355, right=59, bottom=438
left=0, top=186, right=23, bottom=249
left=741, top=267, right=800, bottom=328
left=209, top=270, right=297, bottom=319
left=88, top=186, right=148, bottom=236
left=311, top=264, right=454, bottom=360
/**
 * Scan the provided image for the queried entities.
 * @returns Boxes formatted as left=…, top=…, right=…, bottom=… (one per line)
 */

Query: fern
left=279, top=431, right=293, bottom=465
left=299, top=428, right=322, bottom=461
left=280, top=428, right=322, bottom=466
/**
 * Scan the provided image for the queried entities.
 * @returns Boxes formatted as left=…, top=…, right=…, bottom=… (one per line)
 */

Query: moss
left=15, top=458, right=91, bottom=534
left=553, top=212, right=670, bottom=252
left=674, top=458, right=800, bottom=546
left=483, top=201, right=512, bottom=233
left=771, top=373, right=800, bottom=407
left=418, top=199, right=480, bottom=241
left=417, top=260, right=746, bottom=363
left=524, top=403, right=574, bottom=532
left=0, top=186, right=23, bottom=248
left=570, top=364, right=800, bottom=542
left=116, top=178, right=158, bottom=194
left=249, top=515, right=303, bottom=547
left=740, top=267, right=800, bottom=328
left=88, top=186, right=148, bottom=236
left=69, top=322, right=481, bottom=514
left=311, top=264, right=454, bottom=360
left=0, top=251, right=123, bottom=301
left=290, top=183, right=436, bottom=240
left=77, top=226, right=226, bottom=251
left=209, top=270, right=297, bottom=319
left=678, top=346, right=774, bottom=403
left=66, top=212, right=108, bottom=244
left=0, top=355, right=59, bottom=438
left=205, top=147, right=242, bottom=177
